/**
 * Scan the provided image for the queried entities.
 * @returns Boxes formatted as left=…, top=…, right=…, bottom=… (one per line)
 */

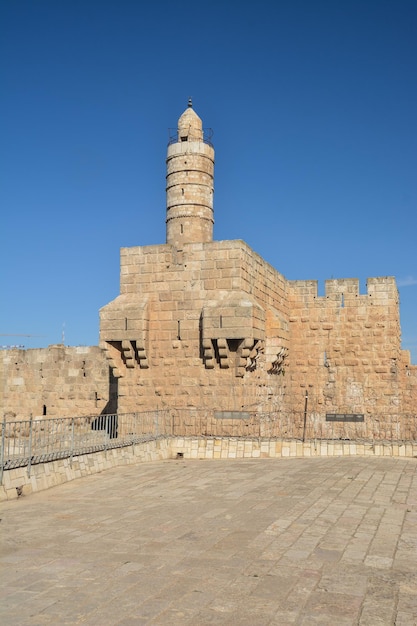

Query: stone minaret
left=166, top=100, right=214, bottom=246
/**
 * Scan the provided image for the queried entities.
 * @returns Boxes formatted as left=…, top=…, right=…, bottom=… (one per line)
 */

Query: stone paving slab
left=1, top=456, right=417, bottom=625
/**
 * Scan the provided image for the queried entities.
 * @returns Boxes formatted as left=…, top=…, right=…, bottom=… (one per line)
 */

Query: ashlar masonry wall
left=286, top=277, right=416, bottom=417
left=0, top=345, right=111, bottom=420
left=2, top=270, right=416, bottom=422
left=100, top=239, right=290, bottom=414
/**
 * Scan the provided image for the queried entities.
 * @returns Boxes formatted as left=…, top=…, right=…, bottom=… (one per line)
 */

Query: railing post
left=0, top=415, right=6, bottom=486
left=104, top=414, right=109, bottom=451
left=70, top=417, right=75, bottom=467
left=302, top=391, right=309, bottom=443
left=27, top=414, right=34, bottom=478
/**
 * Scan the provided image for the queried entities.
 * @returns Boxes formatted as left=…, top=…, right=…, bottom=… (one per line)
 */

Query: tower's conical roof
left=177, top=99, right=203, bottom=141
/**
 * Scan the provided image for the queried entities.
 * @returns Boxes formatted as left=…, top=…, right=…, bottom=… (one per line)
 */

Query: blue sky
left=1, top=0, right=416, bottom=362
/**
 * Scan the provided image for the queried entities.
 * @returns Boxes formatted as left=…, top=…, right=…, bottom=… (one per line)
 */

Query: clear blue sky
left=1, top=0, right=416, bottom=362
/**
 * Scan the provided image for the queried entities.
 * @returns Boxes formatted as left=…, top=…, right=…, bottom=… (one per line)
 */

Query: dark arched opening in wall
left=100, top=366, right=118, bottom=416
left=91, top=367, right=119, bottom=439
left=91, top=368, right=119, bottom=439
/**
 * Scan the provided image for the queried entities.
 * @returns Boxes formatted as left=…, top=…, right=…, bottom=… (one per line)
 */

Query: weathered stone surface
left=0, top=345, right=110, bottom=419
left=1, top=457, right=416, bottom=624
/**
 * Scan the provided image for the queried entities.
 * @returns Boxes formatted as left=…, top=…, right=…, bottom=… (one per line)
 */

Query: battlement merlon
left=288, top=276, right=399, bottom=303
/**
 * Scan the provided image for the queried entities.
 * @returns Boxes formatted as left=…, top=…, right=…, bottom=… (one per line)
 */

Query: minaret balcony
left=167, top=127, right=214, bottom=147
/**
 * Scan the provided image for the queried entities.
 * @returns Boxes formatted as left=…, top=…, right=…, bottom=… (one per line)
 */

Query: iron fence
left=171, top=409, right=417, bottom=441
left=1, top=409, right=416, bottom=483
left=0, top=410, right=172, bottom=481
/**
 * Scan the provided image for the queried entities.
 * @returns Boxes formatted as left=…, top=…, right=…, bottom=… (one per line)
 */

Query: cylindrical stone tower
left=166, top=100, right=214, bottom=246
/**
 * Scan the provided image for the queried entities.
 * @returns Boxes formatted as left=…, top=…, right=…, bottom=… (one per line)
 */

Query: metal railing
left=167, top=127, right=214, bottom=147
left=1, top=409, right=416, bottom=483
left=171, top=409, right=417, bottom=442
left=0, top=411, right=172, bottom=481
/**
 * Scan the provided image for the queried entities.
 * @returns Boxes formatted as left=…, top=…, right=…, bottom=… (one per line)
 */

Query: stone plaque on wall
left=214, top=411, right=251, bottom=420
left=326, top=413, right=365, bottom=422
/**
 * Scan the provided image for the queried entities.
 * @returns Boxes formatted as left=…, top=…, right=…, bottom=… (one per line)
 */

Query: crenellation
left=325, top=277, right=360, bottom=297
left=289, top=279, right=318, bottom=298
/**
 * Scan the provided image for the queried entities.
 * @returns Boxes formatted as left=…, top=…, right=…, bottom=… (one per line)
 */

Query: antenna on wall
left=62, top=322, right=65, bottom=345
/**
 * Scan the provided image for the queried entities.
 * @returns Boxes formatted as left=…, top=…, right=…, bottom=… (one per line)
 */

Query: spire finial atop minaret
left=188, top=97, right=193, bottom=108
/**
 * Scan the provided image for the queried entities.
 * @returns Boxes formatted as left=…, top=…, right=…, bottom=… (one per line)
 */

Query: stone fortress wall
left=0, top=345, right=111, bottom=420
left=1, top=101, right=416, bottom=424
left=288, top=277, right=414, bottom=409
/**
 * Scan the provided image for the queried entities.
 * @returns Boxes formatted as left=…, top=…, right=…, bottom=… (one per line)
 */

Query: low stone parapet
left=0, top=438, right=171, bottom=501
left=172, top=437, right=417, bottom=461
left=2, top=437, right=417, bottom=501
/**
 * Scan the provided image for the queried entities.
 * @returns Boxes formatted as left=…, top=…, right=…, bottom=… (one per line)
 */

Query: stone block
left=334, top=443, right=342, bottom=456
left=303, top=444, right=311, bottom=456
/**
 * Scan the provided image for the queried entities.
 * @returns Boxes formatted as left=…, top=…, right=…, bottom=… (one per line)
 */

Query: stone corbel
left=244, top=339, right=264, bottom=374
left=237, top=338, right=254, bottom=376
left=217, top=338, right=229, bottom=368
left=136, top=341, right=149, bottom=369
left=102, top=345, right=122, bottom=378
left=122, top=340, right=135, bottom=368
left=268, top=347, right=288, bottom=375
left=202, top=339, right=215, bottom=369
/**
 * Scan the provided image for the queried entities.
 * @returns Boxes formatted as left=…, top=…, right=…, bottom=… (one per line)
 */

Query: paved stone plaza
left=1, top=456, right=417, bottom=625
